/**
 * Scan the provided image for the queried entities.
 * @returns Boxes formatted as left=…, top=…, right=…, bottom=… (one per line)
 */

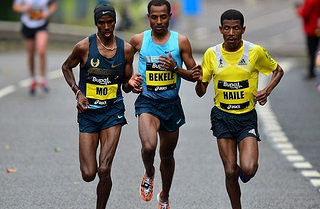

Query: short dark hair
left=147, top=0, right=171, bottom=14
left=220, top=9, right=244, bottom=27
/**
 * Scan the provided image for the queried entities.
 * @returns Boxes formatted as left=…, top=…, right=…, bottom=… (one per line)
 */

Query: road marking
left=276, top=143, right=293, bottom=149
left=310, top=179, right=320, bottom=187
left=19, top=78, right=31, bottom=88
left=0, top=69, right=63, bottom=97
left=281, top=149, right=298, bottom=155
left=258, top=58, right=320, bottom=191
left=272, top=135, right=288, bottom=143
left=286, top=155, right=304, bottom=162
left=301, top=170, right=320, bottom=178
left=0, top=85, right=16, bottom=99
left=48, top=70, right=63, bottom=80
left=293, top=162, right=313, bottom=169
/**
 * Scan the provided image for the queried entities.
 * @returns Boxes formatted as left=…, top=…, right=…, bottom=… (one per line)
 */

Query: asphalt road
left=1, top=0, right=320, bottom=208
left=0, top=49, right=319, bottom=209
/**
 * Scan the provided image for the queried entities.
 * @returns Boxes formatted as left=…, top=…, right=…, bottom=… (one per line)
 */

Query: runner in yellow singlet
left=195, top=9, right=284, bottom=209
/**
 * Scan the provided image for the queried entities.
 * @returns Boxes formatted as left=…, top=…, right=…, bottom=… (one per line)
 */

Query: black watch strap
left=173, top=62, right=178, bottom=73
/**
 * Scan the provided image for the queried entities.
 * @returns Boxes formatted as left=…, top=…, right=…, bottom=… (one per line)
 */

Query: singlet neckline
left=95, top=35, right=118, bottom=60
left=149, top=30, right=172, bottom=46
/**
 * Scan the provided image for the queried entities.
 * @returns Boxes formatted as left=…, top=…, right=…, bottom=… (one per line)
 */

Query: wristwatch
left=173, top=62, right=178, bottom=74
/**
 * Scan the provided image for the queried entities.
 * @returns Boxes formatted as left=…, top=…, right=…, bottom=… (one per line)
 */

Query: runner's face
left=219, top=19, right=245, bottom=51
left=96, top=15, right=116, bottom=39
left=148, top=5, right=171, bottom=35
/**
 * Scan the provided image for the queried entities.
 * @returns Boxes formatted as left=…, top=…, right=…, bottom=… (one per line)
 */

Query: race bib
left=29, top=10, right=43, bottom=20
left=146, top=62, right=176, bottom=92
left=86, top=82, right=118, bottom=107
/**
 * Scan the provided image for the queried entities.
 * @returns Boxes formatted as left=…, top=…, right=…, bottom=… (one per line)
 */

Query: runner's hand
left=159, top=53, right=176, bottom=72
left=254, top=89, right=269, bottom=106
left=129, top=73, right=143, bottom=93
left=76, top=92, right=89, bottom=113
left=191, top=64, right=202, bottom=81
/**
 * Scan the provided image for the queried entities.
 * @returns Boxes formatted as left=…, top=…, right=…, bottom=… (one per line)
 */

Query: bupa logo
left=90, top=58, right=100, bottom=68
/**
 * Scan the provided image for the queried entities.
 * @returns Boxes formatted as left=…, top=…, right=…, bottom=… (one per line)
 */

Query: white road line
left=293, top=162, right=313, bottom=169
left=1, top=69, right=63, bottom=95
left=286, top=155, right=304, bottom=162
left=0, top=85, right=16, bottom=99
left=18, top=78, right=31, bottom=88
left=272, top=135, right=288, bottom=143
left=48, top=69, right=63, bottom=80
left=310, top=179, right=320, bottom=187
left=258, top=58, right=320, bottom=191
left=281, top=149, right=299, bottom=155
left=301, top=170, right=320, bottom=178
left=276, top=143, right=293, bottom=149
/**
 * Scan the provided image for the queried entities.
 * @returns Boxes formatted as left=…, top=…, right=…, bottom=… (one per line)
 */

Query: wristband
left=75, top=90, right=81, bottom=99
left=71, top=82, right=76, bottom=89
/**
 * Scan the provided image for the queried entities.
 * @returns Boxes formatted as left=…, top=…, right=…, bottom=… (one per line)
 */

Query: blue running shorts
left=210, top=106, right=260, bottom=143
left=78, top=101, right=127, bottom=133
left=135, top=95, right=185, bottom=132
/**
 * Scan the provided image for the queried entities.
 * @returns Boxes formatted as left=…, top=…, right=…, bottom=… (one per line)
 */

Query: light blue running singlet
left=138, top=30, right=182, bottom=100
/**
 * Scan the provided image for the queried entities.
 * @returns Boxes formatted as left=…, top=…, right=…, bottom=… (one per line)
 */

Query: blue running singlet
left=138, top=30, right=182, bottom=100
left=78, top=34, right=125, bottom=109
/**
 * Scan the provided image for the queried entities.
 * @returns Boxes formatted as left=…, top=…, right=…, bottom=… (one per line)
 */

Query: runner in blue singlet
left=61, top=3, right=141, bottom=209
left=130, top=1, right=202, bottom=208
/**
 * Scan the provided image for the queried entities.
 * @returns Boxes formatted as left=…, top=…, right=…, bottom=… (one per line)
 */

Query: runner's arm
left=254, top=64, right=284, bottom=106
left=61, top=39, right=90, bottom=112
left=177, top=35, right=201, bottom=82
left=122, top=42, right=143, bottom=93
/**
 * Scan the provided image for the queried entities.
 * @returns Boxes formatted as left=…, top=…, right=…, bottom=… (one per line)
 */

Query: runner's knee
left=241, top=163, right=258, bottom=177
left=81, top=169, right=96, bottom=182
left=224, top=163, right=239, bottom=179
left=97, top=165, right=111, bottom=180
left=142, top=142, right=156, bottom=155
left=160, top=152, right=174, bottom=165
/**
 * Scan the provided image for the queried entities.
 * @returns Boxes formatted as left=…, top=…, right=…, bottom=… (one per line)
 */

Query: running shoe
left=40, top=80, right=49, bottom=93
left=239, top=171, right=251, bottom=183
left=157, top=192, right=170, bottom=209
left=29, top=80, right=37, bottom=95
left=140, top=170, right=154, bottom=201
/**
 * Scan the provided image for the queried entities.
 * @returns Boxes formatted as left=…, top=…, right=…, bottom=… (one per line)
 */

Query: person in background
left=316, top=51, right=320, bottom=93
left=61, top=3, right=140, bottom=209
left=13, top=0, right=58, bottom=94
left=295, top=0, right=320, bottom=79
left=195, top=9, right=284, bottom=209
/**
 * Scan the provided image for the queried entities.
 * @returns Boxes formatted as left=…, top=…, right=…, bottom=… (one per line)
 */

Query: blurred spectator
left=117, top=5, right=133, bottom=31
left=13, top=0, right=58, bottom=94
left=316, top=51, right=320, bottom=93
left=295, top=0, right=320, bottom=79
left=170, top=0, right=181, bottom=28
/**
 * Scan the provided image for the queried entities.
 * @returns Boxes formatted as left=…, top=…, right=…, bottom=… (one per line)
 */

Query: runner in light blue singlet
left=138, top=29, right=182, bottom=100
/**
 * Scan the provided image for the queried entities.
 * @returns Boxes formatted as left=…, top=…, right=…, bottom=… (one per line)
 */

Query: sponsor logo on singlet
left=146, top=62, right=177, bottom=92
left=218, top=80, right=249, bottom=110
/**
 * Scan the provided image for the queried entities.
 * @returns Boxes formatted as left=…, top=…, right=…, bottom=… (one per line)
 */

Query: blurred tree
left=0, top=1, right=19, bottom=21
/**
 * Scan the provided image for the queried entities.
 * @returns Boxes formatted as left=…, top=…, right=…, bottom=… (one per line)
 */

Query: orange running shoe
left=140, top=171, right=154, bottom=201
left=157, top=192, right=170, bottom=209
